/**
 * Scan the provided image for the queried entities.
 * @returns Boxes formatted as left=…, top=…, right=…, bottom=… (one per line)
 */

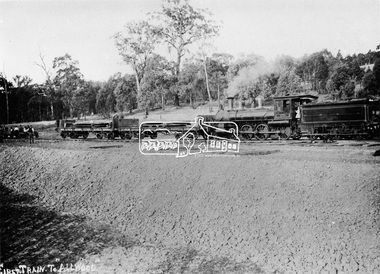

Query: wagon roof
left=273, top=94, right=318, bottom=100
left=302, top=98, right=379, bottom=107
left=73, top=122, right=93, bottom=126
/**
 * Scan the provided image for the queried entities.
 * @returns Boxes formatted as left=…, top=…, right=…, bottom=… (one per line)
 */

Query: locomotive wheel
left=108, top=132, right=115, bottom=140
left=280, top=127, right=291, bottom=140
left=125, top=133, right=132, bottom=140
left=70, top=132, right=76, bottom=139
left=83, top=134, right=88, bottom=139
left=120, top=133, right=125, bottom=140
left=255, top=124, right=269, bottom=140
left=60, top=133, right=67, bottom=139
left=150, top=132, right=158, bottom=139
left=96, top=133, right=103, bottom=139
left=241, top=124, right=254, bottom=140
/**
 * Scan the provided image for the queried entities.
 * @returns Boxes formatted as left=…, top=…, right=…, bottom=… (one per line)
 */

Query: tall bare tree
left=153, top=0, right=220, bottom=106
left=35, top=53, right=55, bottom=120
left=113, top=20, right=160, bottom=110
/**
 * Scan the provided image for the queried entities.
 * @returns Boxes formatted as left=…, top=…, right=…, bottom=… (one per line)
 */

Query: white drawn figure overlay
left=139, top=117, right=240, bottom=157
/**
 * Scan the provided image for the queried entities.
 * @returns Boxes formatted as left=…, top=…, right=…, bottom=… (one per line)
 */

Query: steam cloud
left=227, top=59, right=273, bottom=98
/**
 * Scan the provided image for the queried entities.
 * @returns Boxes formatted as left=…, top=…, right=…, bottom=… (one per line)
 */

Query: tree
left=35, top=53, right=55, bottom=120
left=11, top=76, right=35, bottom=122
left=85, top=81, right=102, bottom=115
left=96, top=73, right=121, bottom=117
left=114, top=74, right=137, bottom=114
left=113, top=20, right=160, bottom=110
left=208, top=53, right=233, bottom=108
left=179, top=60, right=205, bottom=108
left=276, top=68, right=303, bottom=96
left=13, top=75, right=32, bottom=87
left=273, top=55, right=301, bottom=96
left=27, top=89, right=50, bottom=121
left=326, top=63, right=350, bottom=97
left=362, top=70, right=378, bottom=97
left=373, top=57, right=380, bottom=92
left=336, top=49, right=343, bottom=61
left=153, top=0, right=220, bottom=106
left=105, top=92, right=116, bottom=116
left=52, top=54, right=84, bottom=118
left=197, top=42, right=215, bottom=112
left=71, top=81, right=98, bottom=118
left=96, top=87, right=111, bottom=117
left=295, top=51, right=329, bottom=93
left=142, top=54, right=174, bottom=111
left=346, top=58, right=364, bottom=82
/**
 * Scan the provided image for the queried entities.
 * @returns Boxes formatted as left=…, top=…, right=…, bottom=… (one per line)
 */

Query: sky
left=0, top=0, right=379, bottom=84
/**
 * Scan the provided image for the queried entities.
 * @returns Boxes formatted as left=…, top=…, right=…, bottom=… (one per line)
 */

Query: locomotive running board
left=240, top=130, right=281, bottom=134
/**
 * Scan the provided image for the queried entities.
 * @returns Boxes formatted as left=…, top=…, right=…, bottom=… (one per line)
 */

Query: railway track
left=4, top=135, right=378, bottom=148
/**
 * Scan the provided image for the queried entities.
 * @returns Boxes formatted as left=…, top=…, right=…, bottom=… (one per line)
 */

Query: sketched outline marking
left=139, top=116, right=240, bottom=157
left=139, top=120, right=179, bottom=156
left=176, top=117, right=240, bottom=158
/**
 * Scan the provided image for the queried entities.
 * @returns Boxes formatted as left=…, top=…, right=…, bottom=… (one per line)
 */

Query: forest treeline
left=1, top=0, right=380, bottom=124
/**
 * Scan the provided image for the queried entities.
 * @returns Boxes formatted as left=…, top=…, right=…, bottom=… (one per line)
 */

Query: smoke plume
left=227, top=59, right=273, bottom=98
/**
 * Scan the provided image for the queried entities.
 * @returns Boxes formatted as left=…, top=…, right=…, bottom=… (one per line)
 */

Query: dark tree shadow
left=0, top=183, right=136, bottom=270
left=0, top=183, right=268, bottom=274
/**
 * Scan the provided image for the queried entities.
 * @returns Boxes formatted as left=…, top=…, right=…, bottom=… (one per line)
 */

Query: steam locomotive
left=213, top=95, right=380, bottom=141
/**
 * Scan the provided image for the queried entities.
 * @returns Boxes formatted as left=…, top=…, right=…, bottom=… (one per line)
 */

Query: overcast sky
left=0, top=0, right=379, bottom=84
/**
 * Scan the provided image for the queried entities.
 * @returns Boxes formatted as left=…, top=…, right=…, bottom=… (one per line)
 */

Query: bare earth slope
left=1, top=140, right=380, bottom=273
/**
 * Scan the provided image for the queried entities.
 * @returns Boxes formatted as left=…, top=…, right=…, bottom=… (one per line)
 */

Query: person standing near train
left=28, top=126, right=34, bottom=144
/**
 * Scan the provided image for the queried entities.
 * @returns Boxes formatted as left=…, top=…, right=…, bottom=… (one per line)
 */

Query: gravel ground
left=1, top=138, right=380, bottom=273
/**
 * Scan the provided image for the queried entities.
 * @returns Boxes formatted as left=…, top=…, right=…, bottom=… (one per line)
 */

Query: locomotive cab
left=267, top=95, right=318, bottom=139
left=273, top=95, right=318, bottom=120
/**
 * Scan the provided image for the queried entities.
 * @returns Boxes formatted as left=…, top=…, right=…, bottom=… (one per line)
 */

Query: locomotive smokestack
left=227, top=97, right=234, bottom=110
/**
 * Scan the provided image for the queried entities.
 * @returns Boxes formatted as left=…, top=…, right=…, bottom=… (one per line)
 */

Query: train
left=56, top=94, right=380, bottom=141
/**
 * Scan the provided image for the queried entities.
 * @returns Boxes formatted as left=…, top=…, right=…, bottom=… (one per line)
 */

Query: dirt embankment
left=1, top=141, right=380, bottom=273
